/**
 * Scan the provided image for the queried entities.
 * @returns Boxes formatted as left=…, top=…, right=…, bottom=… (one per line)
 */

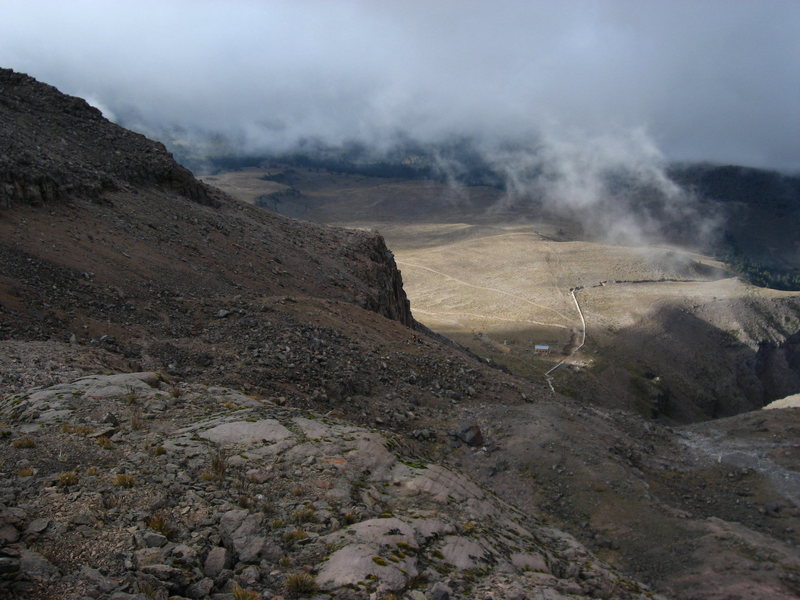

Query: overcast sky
left=1, top=0, right=798, bottom=171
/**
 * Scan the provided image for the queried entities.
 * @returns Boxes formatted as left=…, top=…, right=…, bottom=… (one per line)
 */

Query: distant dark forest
left=669, top=164, right=800, bottom=290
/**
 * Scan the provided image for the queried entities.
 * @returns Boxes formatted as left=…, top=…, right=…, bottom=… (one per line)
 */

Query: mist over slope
left=3, top=1, right=796, bottom=279
left=4, top=1, right=797, bottom=169
left=1, top=67, right=799, bottom=600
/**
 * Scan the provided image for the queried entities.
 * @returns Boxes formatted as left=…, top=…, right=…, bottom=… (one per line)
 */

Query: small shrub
left=200, top=471, right=215, bottom=481
left=372, top=556, right=388, bottom=566
left=461, top=521, right=478, bottom=534
left=57, top=471, right=78, bottom=487
left=210, top=447, right=228, bottom=480
left=153, top=445, right=166, bottom=456
left=232, top=582, right=260, bottom=600
left=17, top=466, right=34, bottom=477
left=282, top=529, right=308, bottom=544
left=102, top=493, right=123, bottom=509
left=136, top=579, right=160, bottom=597
left=114, top=474, right=135, bottom=488
left=146, top=513, right=174, bottom=538
left=291, top=487, right=303, bottom=497
left=130, top=406, right=145, bottom=431
left=395, top=541, right=416, bottom=552
left=343, top=512, right=358, bottom=524
left=122, top=386, right=139, bottom=405
left=62, top=424, right=95, bottom=435
left=86, top=466, right=99, bottom=476
left=12, top=437, right=35, bottom=449
left=284, top=571, right=317, bottom=597
left=279, top=555, right=292, bottom=567
left=96, top=436, right=113, bottom=449
left=291, top=507, right=316, bottom=524
left=270, top=518, right=285, bottom=529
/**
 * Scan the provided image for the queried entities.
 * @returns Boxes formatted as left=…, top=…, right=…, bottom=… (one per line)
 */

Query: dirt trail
left=544, top=289, right=587, bottom=392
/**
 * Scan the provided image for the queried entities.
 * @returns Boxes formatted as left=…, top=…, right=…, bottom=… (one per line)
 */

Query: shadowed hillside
left=1, top=69, right=799, bottom=600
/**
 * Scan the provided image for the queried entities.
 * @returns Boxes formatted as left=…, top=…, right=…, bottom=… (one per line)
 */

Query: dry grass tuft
left=57, top=471, right=79, bottom=486
left=291, top=506, right=316, bottom=524
left=12, top=436, right=36, bottom=448
left=210, top=447, right=228, bottom=480
left=232, top=582, right=260, bottom=600
left=114, top=473, right=135, bottom=488
left=284, top=571, right=317, bottom=597
left=282, top=529, right=308, bottom=544
left=146, top=512, right=174, bottom=538
left=129, top=406, right=145, bottom=430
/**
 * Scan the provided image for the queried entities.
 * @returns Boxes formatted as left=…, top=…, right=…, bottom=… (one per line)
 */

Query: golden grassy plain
left=204, top=166, right=800, bottom=395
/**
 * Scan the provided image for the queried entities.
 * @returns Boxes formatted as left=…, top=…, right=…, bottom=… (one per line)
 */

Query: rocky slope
left=0, top=68, right=212, bottom=208
left=0, top=69, right=798, bottom=600
left=0, top=373, right=657, bottom=600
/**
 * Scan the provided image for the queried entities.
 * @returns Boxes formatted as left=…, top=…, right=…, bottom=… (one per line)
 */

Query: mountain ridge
left=0, top=68, right=798, bottom=600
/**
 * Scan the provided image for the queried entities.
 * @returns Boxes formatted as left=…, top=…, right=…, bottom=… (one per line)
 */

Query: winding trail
left=397, top=247, right=587, bottom=393
left=544, top=288, right=586, bottom=393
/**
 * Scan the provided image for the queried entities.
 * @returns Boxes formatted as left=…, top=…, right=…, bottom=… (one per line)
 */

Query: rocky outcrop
left=0, top=67, right=415, bottom=334
left=346, top=232, right=414, bottom=327
left=0, top=68, right=216, bottom=208
left=0, top=374, right=659, bottom=600
left=756, top=329, right=800, bottom=402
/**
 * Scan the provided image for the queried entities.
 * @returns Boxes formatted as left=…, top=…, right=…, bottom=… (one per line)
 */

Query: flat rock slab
left=317, top=543, right=416, bottom=591
left=198, top=419, right=293, bottom=445
left=439, top=535, right=490, bottom=570
left=78, top=372, right=161, bottom=398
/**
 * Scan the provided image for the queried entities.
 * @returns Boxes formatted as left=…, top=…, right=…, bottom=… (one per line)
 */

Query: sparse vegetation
left=17, top=466, right=34, bottom=477
left=114, top=473, right=135, bottom=488
left=232, top=582, right=260, bottom=600
left=102, top=493, right=123, bottom=509
left=62, top=424, right=95, bottom=435
left=461, top=520, right=478, bottom=534
left=129, top=405, right=145, bottom=430
left=12, top=436, right=35, bottom=448
left=284, top=571, right=317, bottom=597
left=96, top=436, right=113, bottom=449
left=57, top=471, right=78, bottom=486
left=210, top=446, right=228, bottom=480
left=146, top=512, right=174, bottom=538
left=291, top=506, right=316, bottom=523
left=282, top=528, right=308, bottom=544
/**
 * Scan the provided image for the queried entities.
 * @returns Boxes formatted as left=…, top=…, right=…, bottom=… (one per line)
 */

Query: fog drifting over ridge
left=2, top=0, right=798, bottom=170
left=1, top=1, right=797, bottom=247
